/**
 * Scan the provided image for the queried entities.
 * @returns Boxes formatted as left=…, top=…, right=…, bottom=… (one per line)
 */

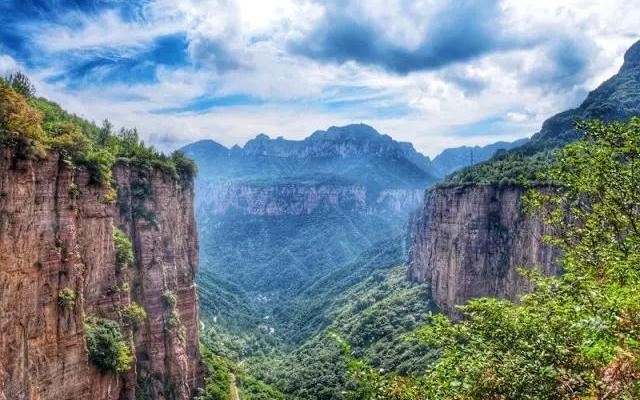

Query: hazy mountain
left=182, top=124, right=438, bottom=332
left=532, top=40, right=640, bottom=146
left=429, top=138, right=529, bottom=178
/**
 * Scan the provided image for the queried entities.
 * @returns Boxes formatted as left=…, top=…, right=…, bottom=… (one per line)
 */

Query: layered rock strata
left=0, top=148, right=200, bottom=400
left=408, top=185, right=558, bottom=317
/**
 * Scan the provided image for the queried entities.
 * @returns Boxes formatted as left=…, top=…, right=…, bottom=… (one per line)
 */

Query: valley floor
left=198, top=237, right=434, bottom=400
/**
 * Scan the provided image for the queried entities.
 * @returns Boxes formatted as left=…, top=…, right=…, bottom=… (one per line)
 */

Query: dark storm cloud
left=290, top=0, right=507, bottom=74
left=526, top=37, right=597, bottom=90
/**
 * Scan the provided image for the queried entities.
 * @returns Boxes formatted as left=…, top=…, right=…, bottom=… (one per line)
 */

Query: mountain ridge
left=182, top=124, right=528, bottom=183
left=531, top=40, right=640, bottom=146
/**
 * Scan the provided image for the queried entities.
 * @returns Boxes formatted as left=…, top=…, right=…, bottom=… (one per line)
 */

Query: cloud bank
left=0, top=0, right=638, bottom=156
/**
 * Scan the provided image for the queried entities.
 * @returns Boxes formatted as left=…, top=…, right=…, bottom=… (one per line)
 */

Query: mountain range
left=181, top=123, right=526, bottom=336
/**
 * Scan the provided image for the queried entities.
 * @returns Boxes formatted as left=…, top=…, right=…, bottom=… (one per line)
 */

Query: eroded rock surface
left=407, top=185, right=559, bottom=317
left=0, top=149, right=200, bottom=400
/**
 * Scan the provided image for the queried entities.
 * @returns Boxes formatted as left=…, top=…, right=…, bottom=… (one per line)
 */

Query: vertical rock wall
left=407, top=185, right=559, bottom=317
left=0, top=149, right=200, bottom=400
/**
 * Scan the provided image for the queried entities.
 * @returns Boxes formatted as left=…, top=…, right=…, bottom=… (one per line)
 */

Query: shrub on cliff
left=47, top=120, right=91, bottom=159
left=85, top=316, right=133, bottom=374
left=121, top=302, right=147, bottom=328
left=58, top=287, right=76, bottom=309
left=171, top=150, right=197, bottom=182
left=347, top=119, right=640, bottom=399
left=162, top=290, right=177, bottom=309
left=113, top=227, right=134, bottom=270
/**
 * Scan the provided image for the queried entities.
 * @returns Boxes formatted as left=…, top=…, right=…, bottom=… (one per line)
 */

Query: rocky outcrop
left=198, top=182, right=367, bottom=216
left=196, top=181, right=423, bottom=217
left=0, top=148, right=200, bottom=400
left=407, top=185, right=559, bottom=317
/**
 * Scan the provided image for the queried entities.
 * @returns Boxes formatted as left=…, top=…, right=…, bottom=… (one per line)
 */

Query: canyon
left=196, top=181, right=424, bottom=217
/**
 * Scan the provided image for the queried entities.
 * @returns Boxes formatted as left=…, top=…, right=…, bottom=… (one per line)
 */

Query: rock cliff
left=196, top=181, right=423, bottom=217
left=412, top=40, right=640, bottom=317
left=407, top=185, right=559, bottom=317
left=0, top=148, right=200, bottom=400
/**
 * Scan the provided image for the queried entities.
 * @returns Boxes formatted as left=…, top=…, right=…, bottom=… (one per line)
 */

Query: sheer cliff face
left=196, top=182, right=423, bottom=217
left=408, top=185, right=559, bottom=317
left=0, top=149, right=200, bottom=400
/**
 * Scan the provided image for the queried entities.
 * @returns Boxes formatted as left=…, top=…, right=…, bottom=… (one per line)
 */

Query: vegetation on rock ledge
left=57, top=287, right=76, bottom=309
left=113, top=227, right=134, bottom=270
left=121, top=302, right=147, bottom=328
left=85, top=316, right=133, bottom=374
left=0, top=74, right=196, bottom=187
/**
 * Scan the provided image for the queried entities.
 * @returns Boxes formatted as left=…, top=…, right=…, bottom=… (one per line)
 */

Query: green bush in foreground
left=85, top=316, right=133, bottom=374
left=347, top=119, right=640, bottom=399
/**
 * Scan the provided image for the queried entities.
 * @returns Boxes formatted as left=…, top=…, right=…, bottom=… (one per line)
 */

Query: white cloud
left=0, top=55, right=20, bottom=75
left=6, top=0, right=640, bottom=158
left=35, top=10, right=183, bottom=52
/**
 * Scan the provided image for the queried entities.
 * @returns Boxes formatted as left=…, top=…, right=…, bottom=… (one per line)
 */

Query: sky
left=0, top=0, right=638, bottom=157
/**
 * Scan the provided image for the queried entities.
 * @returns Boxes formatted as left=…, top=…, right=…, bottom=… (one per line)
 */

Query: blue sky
left=0, top=0, right=638, bottom=156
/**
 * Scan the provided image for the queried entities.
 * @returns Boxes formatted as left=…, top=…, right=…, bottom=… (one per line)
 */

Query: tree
left=85, top=316, right=133, bottom=374
left=347, top=119, right=640, bottom=399
left=0, top=83, right=44, bottom=142
left=5, top=72, right=35, bottom=97
left=97, top=119, right=113, bottom=146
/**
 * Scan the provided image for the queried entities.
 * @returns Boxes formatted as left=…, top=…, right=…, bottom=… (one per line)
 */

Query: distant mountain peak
left=310, top=124, right=383, bottom=141
left=240, top=124, right=429, bottom=166
left=181, top=139, right=228, bottom=156
left=622, top=40, right=640, bottom=72
left=252, top=133, right=271, bottom=141
left=532, top=39, right=640, bottom=145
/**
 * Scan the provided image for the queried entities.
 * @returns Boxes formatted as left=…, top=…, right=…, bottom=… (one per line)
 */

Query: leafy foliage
left=171, top=150, right=197, bottom=183
left=0, top=81, right=45, bottom=148
left=198, top=237, right=434, bottom=400
left=0, top=74, right=196, bottom=188
left=197, top=344, right=233, bottom=400
left=348, top=119, right=640, bottom=399
left=113, top=227, right=134, bottom=270
left=236, top=264, right=433, bottom=400
left=162, top=290, right=177, bottom=309
left=198, top=327, right=285, bottom=400
left=238, top=372, right=285, bottom=400
left=121, top=302, right=147, bottom=328
left=58, top=287, right=77, bottom=309
left=4, top=72, right=35, bottom=97
left=85, top=316, right=133, bottom=374
left=440, top=148, right=557, bottom=187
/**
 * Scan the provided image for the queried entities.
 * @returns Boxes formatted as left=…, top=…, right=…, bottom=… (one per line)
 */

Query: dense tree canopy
left=0, top=74, right=196, bottom=187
